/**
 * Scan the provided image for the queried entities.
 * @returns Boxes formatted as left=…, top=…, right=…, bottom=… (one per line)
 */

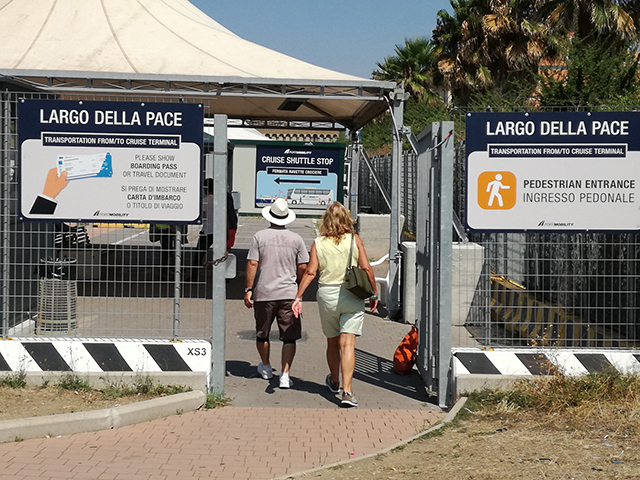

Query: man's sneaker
left=341, top=392, right=358, bottom=408
left=279, top=373, right=293, bottom=389
left=325, top=374, right=340, bottom=393
left=257, top=362, right=273, bottom=380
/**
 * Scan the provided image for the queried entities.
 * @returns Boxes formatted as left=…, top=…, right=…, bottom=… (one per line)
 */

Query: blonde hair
left=318, top=203, right=355, bottom=244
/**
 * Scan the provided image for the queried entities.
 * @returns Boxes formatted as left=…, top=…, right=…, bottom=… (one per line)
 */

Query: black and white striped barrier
left=0, top=338, right=211, bottom=374
left=453, top=347, right=640, bottom=377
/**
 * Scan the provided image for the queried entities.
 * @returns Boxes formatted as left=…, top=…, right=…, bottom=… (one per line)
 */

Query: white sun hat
left=261, top=198, right=296, bottom=226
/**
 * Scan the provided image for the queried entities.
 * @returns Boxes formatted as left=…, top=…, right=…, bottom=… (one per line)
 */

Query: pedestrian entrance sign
left=465, top=112, right=640, bottom=232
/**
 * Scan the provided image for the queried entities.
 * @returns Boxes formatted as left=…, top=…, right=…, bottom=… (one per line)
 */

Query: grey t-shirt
left=247, top=227, right=310, bottom=301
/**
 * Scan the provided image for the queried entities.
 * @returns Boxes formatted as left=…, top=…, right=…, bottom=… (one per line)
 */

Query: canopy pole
left=349, top=133, right=360, bottom=219
left=387, top=86, right=407, bottom=320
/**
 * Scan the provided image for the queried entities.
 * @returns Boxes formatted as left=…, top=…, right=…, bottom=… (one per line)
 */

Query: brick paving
left=0, top=408, right=443, bottom=480
left=0, top=216, right=445, bottom=479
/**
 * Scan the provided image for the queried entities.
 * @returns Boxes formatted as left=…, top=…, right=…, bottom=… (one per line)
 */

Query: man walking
left=244, top=198, right=309, bottom=389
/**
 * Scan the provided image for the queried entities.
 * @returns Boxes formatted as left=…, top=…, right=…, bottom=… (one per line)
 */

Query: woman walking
left=292, top=203, right=378, bottom=407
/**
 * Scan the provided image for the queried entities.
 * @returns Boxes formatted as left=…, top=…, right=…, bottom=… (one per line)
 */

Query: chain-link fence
left=1, top=91, right=214, bottom=340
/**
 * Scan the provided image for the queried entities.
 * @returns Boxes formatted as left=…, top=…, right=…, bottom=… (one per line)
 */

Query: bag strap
left=345, top=233, right=355, bottom=276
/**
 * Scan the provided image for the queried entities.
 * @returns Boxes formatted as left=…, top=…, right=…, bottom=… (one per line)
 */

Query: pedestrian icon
left=487, top=173, right=510, bottom=206
left=478, top=171, right=516, bottom=210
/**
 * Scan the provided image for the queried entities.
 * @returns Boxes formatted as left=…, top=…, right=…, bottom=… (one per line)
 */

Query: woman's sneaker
left=341, top=392, right=358, bottom=408
left=279, top=372, right=293, bottom=389
left=257, top=362, right=273, bottom=380
left=325, top=374, right=340, bottom=393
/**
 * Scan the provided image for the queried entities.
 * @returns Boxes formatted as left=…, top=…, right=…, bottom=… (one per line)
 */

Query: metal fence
left=362, top=115, right=640, bottom=350
left=358, top=151, right=418, bottom=240
left=1, top=91, right=214, bottom=340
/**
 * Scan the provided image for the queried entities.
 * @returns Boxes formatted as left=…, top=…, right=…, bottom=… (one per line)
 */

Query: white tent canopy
left=0, top=0, right=395, bottom=129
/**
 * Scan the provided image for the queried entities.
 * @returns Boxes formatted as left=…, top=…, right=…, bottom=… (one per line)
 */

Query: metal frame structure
left=0, top=71, right=393, bottom=132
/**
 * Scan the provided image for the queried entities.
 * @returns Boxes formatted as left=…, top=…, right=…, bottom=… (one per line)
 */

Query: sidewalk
left=0, top=216, right=445, bottom=480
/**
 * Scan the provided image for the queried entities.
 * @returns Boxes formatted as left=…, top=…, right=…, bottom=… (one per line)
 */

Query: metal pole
left=210, top=114, right=228, bottom=393
left=1, top=93, right=10, bottom=340
left=437, top=121, right=454, bottom=408
left=388, top=86, right=406, bottom=319
left=349, top=134, right=360, bottom=219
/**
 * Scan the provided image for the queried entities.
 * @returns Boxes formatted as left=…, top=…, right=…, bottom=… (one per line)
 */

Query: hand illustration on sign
left=29, top=168, right=69, bottom=214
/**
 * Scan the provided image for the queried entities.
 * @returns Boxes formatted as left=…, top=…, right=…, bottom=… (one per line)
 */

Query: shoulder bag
left=344, top=234, right=374, bottom=299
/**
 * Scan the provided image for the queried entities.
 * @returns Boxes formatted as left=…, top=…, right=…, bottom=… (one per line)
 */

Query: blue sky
left=190, top=1, right=453, bottom=79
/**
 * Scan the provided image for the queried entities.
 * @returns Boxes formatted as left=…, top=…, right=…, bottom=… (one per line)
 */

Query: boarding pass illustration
left=56, top=152, right=113, bottom=179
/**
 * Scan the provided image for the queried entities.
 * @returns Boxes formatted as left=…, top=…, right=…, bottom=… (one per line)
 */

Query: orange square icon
left=477, top=171, right=516, bottom=210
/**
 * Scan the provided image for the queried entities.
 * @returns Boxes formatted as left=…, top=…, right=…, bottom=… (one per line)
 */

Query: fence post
left=437, top=120, right=454, bottom=408
left=1, top=93, right=9, bottom=340
left=172, top=225, right=183, bottom=340
left=209, top=114, right=228, bottom=393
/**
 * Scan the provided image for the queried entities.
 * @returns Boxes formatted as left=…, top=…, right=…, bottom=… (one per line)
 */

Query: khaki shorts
left=254, top=300, right=301, bottom=342
left=316, top=284, right=364, bottom=338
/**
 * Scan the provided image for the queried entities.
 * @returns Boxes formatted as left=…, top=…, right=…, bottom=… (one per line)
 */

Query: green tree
left=373, top=37, right=441, bottom=102
left=536, top=38, right=640, bottom=106
left=359, top=100, right=448, bottom=153
left=367, top=37, right=448, bottom=153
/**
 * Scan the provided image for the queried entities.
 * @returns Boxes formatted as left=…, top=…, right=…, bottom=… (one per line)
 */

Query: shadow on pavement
left=226, top=359, right=343, bottom=406
left=354, top=347, right=433, bottom=404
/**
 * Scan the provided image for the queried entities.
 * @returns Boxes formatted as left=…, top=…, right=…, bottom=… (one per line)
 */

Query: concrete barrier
left=0, top=391, right=206, bottom=443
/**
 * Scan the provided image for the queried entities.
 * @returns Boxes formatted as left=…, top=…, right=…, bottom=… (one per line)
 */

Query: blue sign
left=18, top=99, right=203, bottom=223
left=255, top=144, right=344, bottom=210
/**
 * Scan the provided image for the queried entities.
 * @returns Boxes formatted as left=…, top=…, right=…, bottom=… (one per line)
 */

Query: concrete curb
left=272, top=398, right=469, bottom=480
left=0, top=391, right=206, bottom=444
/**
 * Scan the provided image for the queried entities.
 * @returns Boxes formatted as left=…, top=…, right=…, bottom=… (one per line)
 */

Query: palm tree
left=482, top=0, right=557, bottom=81
left=373, top=37, right=441, bottom=102
left=432, top=0, right=486, bottom=105
left=433, top=0, right=556, bottom=105
left=537, top=0, right=637, bottom=43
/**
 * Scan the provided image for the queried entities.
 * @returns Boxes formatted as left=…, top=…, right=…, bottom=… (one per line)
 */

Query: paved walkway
left=0, top=216, right=445, bottom=480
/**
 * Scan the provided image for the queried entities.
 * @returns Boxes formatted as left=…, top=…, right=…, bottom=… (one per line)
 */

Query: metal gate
left=414, top=121, right=455, bottom=409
